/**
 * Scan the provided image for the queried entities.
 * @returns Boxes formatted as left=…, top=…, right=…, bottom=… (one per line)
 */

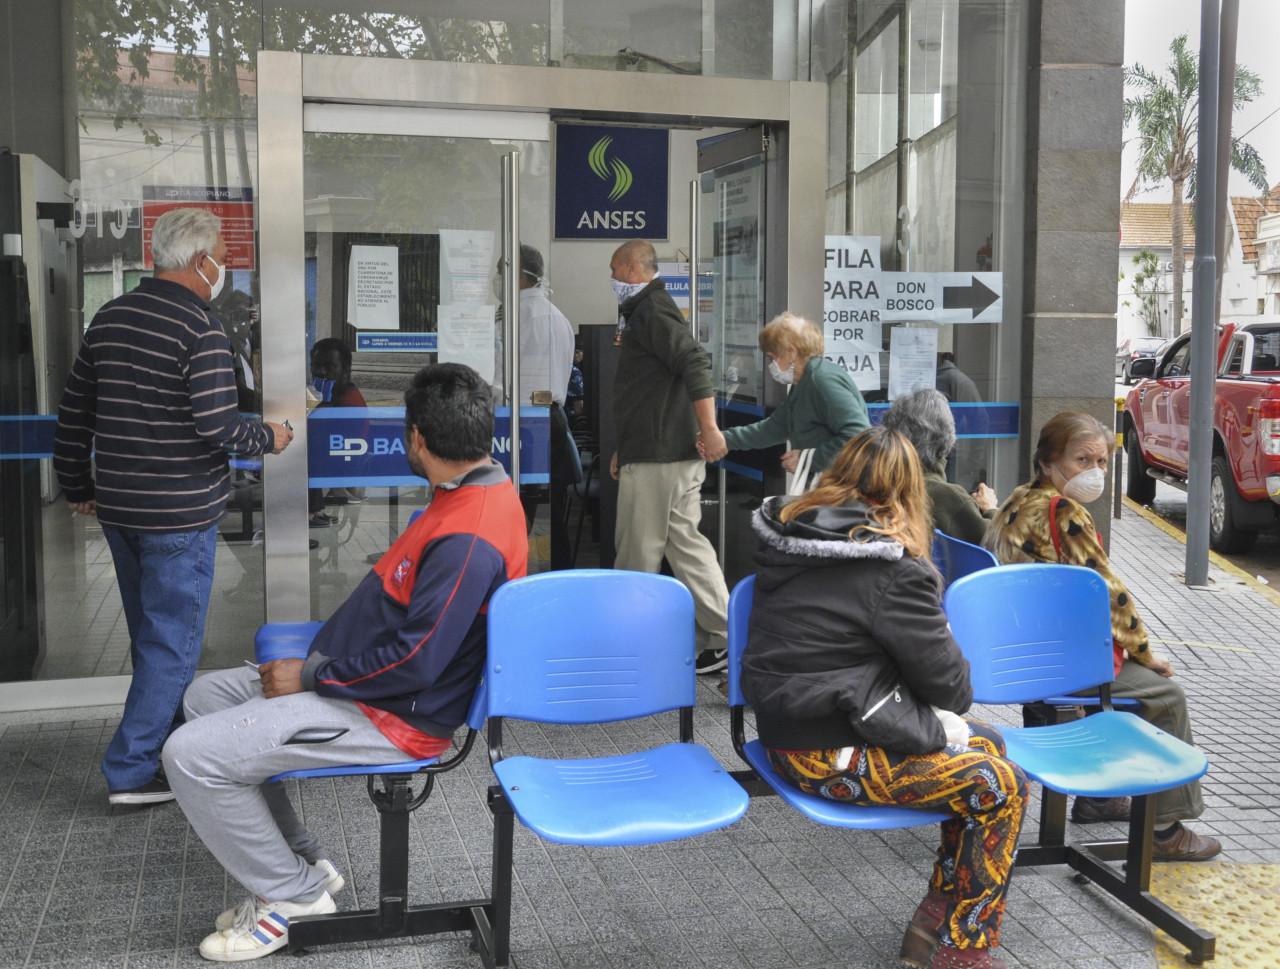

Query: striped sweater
left=54, top=276, right=274, bottom=532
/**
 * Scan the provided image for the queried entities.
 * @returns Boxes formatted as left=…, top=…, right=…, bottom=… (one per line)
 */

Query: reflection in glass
left=564, top=0, right=700, bottom=73
left=304, top=131, right=548, bottom=618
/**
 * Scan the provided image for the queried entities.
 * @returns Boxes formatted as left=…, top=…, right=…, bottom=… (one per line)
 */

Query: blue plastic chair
left=252, top=621, right=498, bottom=961
left=484, top=570, right=750, bottom=963
left=726, top=575, right=949, bottom=829
left=931, top=529, right=999, bottom=589
left=944, top=564, right=1214, bottom=964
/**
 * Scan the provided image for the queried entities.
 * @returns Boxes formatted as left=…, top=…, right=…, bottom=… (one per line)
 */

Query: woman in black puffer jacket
left=742, top=426, right=1027, bottom=969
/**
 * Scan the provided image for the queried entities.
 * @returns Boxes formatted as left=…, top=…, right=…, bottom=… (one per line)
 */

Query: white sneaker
left=215, top=860, right=344, bottom=931
left=200, top=891, right=335, bottom=961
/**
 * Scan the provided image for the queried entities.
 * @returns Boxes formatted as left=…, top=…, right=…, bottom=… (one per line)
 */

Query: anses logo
left=588, top=136, right=633, bottom=202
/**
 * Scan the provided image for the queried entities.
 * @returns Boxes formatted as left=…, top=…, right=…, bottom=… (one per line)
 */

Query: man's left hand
left=699, top=426, right=728, bottom=463
left=260, top=658, right=305, bottom=698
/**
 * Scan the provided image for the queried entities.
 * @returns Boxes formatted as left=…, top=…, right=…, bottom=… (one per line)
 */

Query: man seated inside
left=162, top=363, right=529, bottom=963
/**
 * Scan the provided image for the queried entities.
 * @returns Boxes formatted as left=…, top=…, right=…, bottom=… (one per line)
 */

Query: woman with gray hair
left=881, top=388, right=996, bottom=545
left=699, top=312, right=869, bottom=487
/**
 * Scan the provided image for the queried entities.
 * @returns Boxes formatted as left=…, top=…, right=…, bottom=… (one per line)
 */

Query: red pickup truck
left=1123, top=319, right=1280, bottom=552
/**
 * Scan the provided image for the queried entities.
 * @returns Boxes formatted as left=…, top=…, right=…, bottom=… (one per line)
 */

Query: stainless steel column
left=502, top=150, right=521, bottom=486
left=258, top=51, right=309, bottom=621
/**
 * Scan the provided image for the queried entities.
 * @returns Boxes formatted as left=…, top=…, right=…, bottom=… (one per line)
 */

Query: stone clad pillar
left=1022, top=0, right=1126, bottom=544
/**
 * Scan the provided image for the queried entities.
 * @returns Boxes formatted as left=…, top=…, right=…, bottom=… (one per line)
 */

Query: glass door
left=694, top=126, right=770, bottom=589
left=261, top=108, right=551, bottom=621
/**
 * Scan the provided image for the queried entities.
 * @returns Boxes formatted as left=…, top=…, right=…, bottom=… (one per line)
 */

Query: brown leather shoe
left=899, top=890, right=948, bottom=969
left=1151, top=822, right=1222, bottom=862
left=1071, top=796, right=1131, bottom=824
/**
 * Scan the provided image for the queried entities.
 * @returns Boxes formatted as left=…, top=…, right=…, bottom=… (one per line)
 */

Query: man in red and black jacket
left=162, top=363, right=528, bottom=963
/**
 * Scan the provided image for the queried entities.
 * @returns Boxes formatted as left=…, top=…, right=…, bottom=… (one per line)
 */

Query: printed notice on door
left=437, top=304, right=497, bottom=385
left=347, top=245, right=400, bottom=330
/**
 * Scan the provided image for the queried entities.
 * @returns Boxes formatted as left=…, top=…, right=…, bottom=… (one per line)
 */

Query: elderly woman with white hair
left=699, top=312, right=869, bottom=488
left=881, top=388, right=997, bottom=545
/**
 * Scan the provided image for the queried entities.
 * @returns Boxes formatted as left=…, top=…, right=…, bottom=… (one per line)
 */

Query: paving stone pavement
left=0, top=503, right=1275, bottom=969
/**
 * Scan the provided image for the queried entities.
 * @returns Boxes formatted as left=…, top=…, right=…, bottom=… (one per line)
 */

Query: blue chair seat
left=739, top=738, right=948, bottom=829
left=493, top=742, right=748, bottom=846
left=998, top=714, right=1206, bottom=798
left=270, top=757, right=441, bottom=782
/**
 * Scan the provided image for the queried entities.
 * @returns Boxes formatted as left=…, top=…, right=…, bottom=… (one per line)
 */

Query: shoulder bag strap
left=1048, top=495, right=1063, bottom=562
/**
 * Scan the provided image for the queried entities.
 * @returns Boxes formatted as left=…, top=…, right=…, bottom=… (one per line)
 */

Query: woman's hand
left=780, top=449, right=800, bottom=473
left=971, top=482, right=997, bottom=512
left=1145, top=655, right=1176, bottom=678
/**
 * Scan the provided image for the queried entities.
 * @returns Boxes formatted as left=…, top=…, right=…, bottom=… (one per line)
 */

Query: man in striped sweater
left=54, top=207, right=293, bottom=807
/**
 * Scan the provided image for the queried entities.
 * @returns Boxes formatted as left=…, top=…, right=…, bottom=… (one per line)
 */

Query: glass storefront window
left=563, top=0, right=702, bottom=73
left=260, top=3, right=548, bottom=63
left=825, top=0, right=1025, bottom=499
left=9, top=0, right=1026, bottom=688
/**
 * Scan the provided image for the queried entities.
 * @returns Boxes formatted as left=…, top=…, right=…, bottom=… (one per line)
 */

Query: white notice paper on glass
left=347, top=245, right=400, bottom=330
left=888, top=326, right=938, bottom=400
left=437, top=304, right=497, bottom=384
left=439, top=229, right=495, bottom=305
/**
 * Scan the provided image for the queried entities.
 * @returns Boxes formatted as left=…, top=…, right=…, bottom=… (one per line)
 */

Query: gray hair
left=150, top=208, right=221, bottom=271
left=519, top=243, right=544, bottom=282
left=881, top=388, right=956, bottom=469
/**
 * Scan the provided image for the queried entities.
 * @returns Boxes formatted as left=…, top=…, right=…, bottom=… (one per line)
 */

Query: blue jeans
left=101, top=523, right=218, bottom=792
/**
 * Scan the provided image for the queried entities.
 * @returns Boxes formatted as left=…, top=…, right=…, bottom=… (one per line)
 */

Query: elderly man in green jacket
left=608, top=239, right=730, bottom=676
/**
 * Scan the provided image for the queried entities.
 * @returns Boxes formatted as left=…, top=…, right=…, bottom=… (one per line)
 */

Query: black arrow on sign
left=942, top=276, right=1000, bottom=318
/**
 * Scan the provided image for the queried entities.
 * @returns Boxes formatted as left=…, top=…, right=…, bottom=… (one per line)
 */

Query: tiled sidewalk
left=0, top=502, right=1275, bottom=969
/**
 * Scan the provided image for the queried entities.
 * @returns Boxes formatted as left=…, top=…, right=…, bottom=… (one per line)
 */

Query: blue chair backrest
left=944, top=563, right=1116, bottom=703
left=726, top=575, right=755, bottom=709
left=464, top=677, right=489, bottom=731
left=932, top=529, right=999, bottom=588
left=486, top=570, right=697, bottom=723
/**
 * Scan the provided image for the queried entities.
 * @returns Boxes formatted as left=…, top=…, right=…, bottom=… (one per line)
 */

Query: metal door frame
left=257, top=51, right=825, bottom=620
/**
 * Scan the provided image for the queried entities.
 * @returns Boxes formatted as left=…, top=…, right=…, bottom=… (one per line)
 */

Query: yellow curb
left=1148, top=638, right=1255, bottom=654
left=1121, top=496, right=1280, bottom=610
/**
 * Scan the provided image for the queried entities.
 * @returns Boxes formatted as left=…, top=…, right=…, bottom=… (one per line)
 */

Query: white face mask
left=491, top=275, right=504, bottom=301
left=1061, top=466, right=1106, bottom=504
left=767, top=359, right=795, bottom=385
left=198, top=253, right=226, bottom=301
left=611, top=277, right=649, bottom=305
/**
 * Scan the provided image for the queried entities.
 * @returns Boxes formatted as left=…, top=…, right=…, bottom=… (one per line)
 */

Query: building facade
left=0, top=0, right=1126, bottom=707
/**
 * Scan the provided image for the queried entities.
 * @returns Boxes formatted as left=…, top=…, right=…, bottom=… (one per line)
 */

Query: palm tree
left=1124, top=34, right=1268, bottom=337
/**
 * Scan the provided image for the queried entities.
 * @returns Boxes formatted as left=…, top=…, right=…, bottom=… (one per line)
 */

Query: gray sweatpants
left=162, top=667, right=409, bottom=904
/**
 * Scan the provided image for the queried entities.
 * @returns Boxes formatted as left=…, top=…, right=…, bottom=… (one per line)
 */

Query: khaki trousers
left=615, top=459, right=729, bottom=651
left=1110, top=659, right=1205, bottom=826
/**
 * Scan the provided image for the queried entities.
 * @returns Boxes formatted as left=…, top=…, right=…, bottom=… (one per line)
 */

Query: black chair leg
left=487, top=785, right=515, bottom=969
left=1044, top=794, right=1215, bottom=964
left=288, top=774, right=497, bottom=956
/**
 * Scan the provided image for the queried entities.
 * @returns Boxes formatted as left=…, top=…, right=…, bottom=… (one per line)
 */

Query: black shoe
left=109, top=774, right=175, bottom=806
left=695, top=648, right=728, bottom=675
left=309, top=515, right=331, bottom=529
left=1071, top=795, right=1131, bottom=824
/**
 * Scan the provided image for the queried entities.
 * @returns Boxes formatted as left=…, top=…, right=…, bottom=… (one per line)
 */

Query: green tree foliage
left=1131, top=248, right=1164, bottom=337
left=1124, top=34, right=1269, bottom=335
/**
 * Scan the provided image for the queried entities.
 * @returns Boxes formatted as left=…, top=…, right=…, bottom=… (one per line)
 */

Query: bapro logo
left=328, top=435, right=404, bottom=460
left=577, top=136, right=646, bottom=231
